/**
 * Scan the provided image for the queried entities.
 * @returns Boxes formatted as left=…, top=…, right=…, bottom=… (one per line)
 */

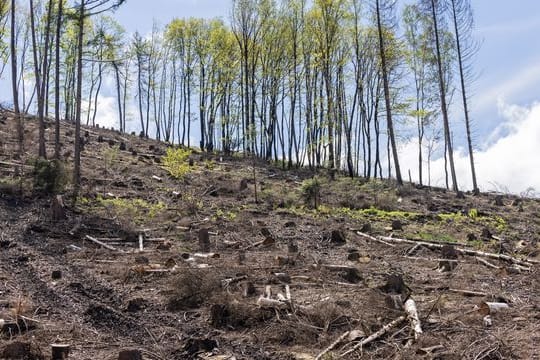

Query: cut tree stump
left=118, top=349, right=142, bottom=360
left=199, top=228, right=210, bottom=252
left=51, top=195, right=66, bottom=221
left=51, top=343, right=70, bottom=359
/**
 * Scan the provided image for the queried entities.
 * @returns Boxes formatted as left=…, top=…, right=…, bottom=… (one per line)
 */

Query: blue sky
left=110, top=0, right=540, bottom=193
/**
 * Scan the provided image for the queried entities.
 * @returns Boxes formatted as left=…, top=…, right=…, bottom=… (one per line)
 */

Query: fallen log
left=404, top=299, right=423, bottom=340
left=85, top=235, right=119, bottom=251
left=357, top=232, right=538, bottom=266
left=256, top=296, right=288, bottom=309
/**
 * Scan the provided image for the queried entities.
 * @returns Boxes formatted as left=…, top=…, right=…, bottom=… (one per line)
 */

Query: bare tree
left=427, top=0, right=458, bottom=192
left=375, top=0, right=403, bottom=185
left=450, top=0, right=478, bottom=194
left=73, top=0, right=125, bottom=198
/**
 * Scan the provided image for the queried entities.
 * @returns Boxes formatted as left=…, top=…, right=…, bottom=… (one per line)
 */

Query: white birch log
left=404, top=299, right=423, bottom=339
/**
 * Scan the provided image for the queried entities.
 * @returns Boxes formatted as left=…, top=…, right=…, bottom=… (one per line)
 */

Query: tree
left=426, top=0, right=459, bottom=192
left=72, top=0, right=125, bottom=198
left=54, top=0, right=63, bottom=159
left=449, top=0, right=478, bottom=194
left=403, top=4, right=439, bottom=186
left=312, top=0, right=347, bottom=169
left=375, top=0, right=403, bottom=185
left=9, top=0, right=23, bottom=157
left=29, top=0, right=51, bottom=158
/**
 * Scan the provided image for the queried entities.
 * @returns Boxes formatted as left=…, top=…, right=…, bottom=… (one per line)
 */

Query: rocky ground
left=0, top=109, right=539, bottom=359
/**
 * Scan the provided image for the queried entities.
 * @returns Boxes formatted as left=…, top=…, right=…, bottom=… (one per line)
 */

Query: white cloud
left=401, top=100, right=540, bottom=194
left=474, top=61, right=540, bottom=114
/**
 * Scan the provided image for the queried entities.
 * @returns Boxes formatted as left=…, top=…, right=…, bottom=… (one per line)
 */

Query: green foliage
left=102, top=145, right=119, bottom=172
left=96, top=196, right=165, bottom=224
left=214, top=209, right=237, bottom=222
left=301, top=177, right=321, bottom=209
left=182, top=191, right=203, bottom=215
left=33, top=158, right=68, bottom=194
left=163, top=147, right=192, bottom=179
left=468, top=208, right=478, bottom=219
left=416, top=231, right=458, bottom=244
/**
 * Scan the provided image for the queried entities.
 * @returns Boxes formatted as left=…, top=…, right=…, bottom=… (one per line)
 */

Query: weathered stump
left=51, top=343, right=70, bottom=359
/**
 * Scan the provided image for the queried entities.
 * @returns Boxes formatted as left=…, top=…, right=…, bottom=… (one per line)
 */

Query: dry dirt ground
left=0, top=110, right=539, bottom=359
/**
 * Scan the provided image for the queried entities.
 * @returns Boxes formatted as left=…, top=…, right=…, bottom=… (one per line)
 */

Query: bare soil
left=0, top=110, right=539, bottom=359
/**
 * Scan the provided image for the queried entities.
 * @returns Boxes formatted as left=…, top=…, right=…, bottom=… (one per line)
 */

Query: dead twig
left=340, top=315, right=407, bottom=358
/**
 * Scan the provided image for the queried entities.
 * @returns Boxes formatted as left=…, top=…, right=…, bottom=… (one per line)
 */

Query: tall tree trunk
left=450, top=0, right=478, bottom=193
left=11, top=0, right=23, bottom=157
left=54, top=0, right=62, bottom=159
left=30, top=0, right=46, bottom=158
left=73, top=0, right=85, bottom=198
left=375, top=0, right=402, bottom=185
left=431, top=0, right=459, bottom=192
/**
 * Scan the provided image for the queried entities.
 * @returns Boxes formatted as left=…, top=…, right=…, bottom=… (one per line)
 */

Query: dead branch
left=340, top=315, right=407, bottom=358
left=85, top=235, right=119, bottom=251
left=356, top=232, right=537, bottom=266
left=315, top=331, right=350, bottom=360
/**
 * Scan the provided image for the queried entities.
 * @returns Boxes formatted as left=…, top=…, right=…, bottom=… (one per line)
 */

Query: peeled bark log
left=404, top=299, right=423, bottom=339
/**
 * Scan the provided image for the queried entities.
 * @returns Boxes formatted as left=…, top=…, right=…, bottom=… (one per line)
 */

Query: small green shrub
left=33, top=158, right=68, bottom=194
left=301, top=177, right=321, bottom=209
left=163, top=147, right=192, bottom=179
left=103, top=145, right=119, bottom=172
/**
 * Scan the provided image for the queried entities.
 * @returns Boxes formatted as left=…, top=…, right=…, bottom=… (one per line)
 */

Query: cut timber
left=356, top=232, right=538, bottom=266
left=138, top=234, right=144, bottom=252
left=340, top=315, right=407, bottom=357
left=256, top=296, right=288, bottom=309
left=51, top=343, right=70, bottom=359
left=85, top=235, right=119, bottom=251
left=355, top=231, right=396, bottom=247
left=404, top=299, right=423, bottom=340
left=479, top=302, right=509, bottom=316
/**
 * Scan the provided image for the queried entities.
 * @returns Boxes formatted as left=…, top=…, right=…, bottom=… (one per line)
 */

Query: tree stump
left=199, top=228, right=210, bottom=252
left=494, top=195, right=504, bottom=206
left=391, top=220, right=403, bottom=231
left=51, top=343, right=70, bottom=359
left=118, top=349, right=142, bottom=360
left=51, top=195, right=66, bottom=222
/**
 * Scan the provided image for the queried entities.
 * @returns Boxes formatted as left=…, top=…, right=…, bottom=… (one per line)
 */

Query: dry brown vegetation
left=0, top=110, right=539, bottom=359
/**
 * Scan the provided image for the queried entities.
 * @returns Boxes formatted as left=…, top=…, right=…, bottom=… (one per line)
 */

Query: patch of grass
left=438, top=211, right=507, bottom=232
left=162, top=147, right=192, bottom=179
left=214, top=209, right=237, bottom=222
left=358, top=207, right=419, bottom=219
left=261, top=185, right=298, bottom=209
left=415, top=231, right=459, bottom=244
left=182, top=191, right=203, bottom=215
left=468, top=208, right=479, bottom=219
left=301, top=177, right=322, bottom=209
left=96, top=196, right=165, bottom=224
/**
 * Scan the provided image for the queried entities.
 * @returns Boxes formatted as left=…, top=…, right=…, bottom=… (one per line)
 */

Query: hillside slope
left=0, top=110, right=539, bottom=359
